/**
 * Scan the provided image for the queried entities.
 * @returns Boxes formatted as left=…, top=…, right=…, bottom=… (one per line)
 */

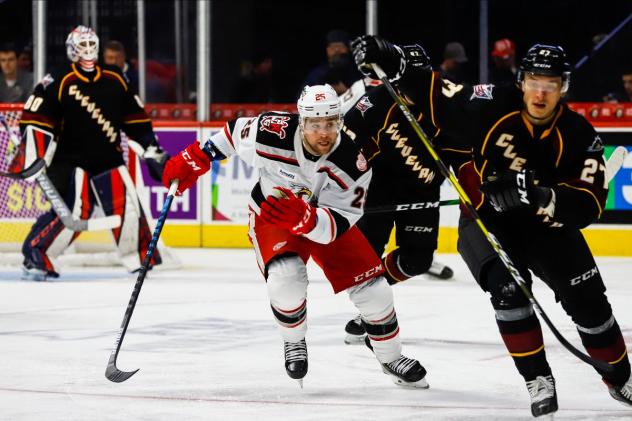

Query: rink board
left=2, top=122, right=632, bottom=256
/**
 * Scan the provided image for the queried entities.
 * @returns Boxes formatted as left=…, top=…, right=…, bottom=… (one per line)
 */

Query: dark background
left=0, top=0, right=630, bottom=103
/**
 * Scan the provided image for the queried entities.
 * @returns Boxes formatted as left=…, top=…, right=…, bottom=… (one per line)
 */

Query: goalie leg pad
left=347, top=276, right=401, bottom=363
left=22, top=167, right=93, bottom=273
left=91, top=165, right=161, bottom=271
left=266, top=255, right=309, bottom=342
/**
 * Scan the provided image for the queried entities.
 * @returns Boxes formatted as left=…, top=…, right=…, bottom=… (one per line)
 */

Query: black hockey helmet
left=402, top=44, right=432, bottom=71
left=517, top=44, right=571, bottom=93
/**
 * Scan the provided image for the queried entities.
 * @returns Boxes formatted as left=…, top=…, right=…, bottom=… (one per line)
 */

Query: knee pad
left=561, top=292, right=613, bottom=331
left=383, top=247, right=433, bottom=284
left=266, top=255, right=308, bottom=310
left=348, top=276, right=394, bottom=323
left=397, top=247, right=434, bottom=276
left=485, top=259, right=531, bottom=310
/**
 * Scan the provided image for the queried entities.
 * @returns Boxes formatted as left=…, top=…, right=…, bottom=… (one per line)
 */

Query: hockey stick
left=105, top=180, right=179, bottom=383
left=0, top=116, right=121, bottom=231
left=372, top=63, right=614, bottom=374
left=364, top=199, right=459, bottom=214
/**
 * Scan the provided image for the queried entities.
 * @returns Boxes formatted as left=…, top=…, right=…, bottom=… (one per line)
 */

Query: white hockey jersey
left=203, top=111, right=372, bottom=244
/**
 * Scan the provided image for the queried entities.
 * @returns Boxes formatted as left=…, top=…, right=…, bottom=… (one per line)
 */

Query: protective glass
left=522, top=79, right=561, bottom=93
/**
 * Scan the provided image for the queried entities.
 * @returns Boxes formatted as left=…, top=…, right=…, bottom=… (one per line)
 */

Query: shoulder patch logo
left=355, top=96, right=374, bottom=116
left=356, top=152, right=368, bottom=172
left=587, top=134, right=604, bottom=152
left=40, top=73, right=55, bottom=89
left=259, top=115, right=291, bottom=139
left=470, top=84, right=494, bottom=101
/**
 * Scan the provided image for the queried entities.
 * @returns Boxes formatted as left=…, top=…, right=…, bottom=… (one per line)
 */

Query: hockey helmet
left=297, top=84, right=342, bottom=129
left=517, top=44, right=571, bottom=93
left=402, top=44, right=431, bottom=71
left=66, top=25, right=99, bottom=64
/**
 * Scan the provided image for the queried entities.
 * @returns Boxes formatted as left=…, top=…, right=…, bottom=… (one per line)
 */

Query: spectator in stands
left=439, top=41, right=468, bottom=82
left=622, top=70, right=632, bottom=102
left=17, top=45, right=32, bottom=72
left=489, top=38, right=517, bottom=85
left=103, top=40, right=139, bottom=93
left=232, top=52, right=279, bottom=103
left=303, top=29, right=362, bottom=90
left=603, top=68, right=632, bottom=103
left=0, top=42, right=33, bottom=103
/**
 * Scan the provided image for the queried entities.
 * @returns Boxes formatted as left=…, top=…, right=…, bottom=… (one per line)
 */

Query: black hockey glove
left=351, top=35, right=406, bottom=82
left=143, top=144, right=170, bottom=181
left=480, top=169, right=552, bottom=213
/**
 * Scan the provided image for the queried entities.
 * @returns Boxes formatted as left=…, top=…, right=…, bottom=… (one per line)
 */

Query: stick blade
left=87, top=215, right=121, bottom=231
left=606, top=146, right=628, bottom=182
left=105, top=364, right=140, bottom=383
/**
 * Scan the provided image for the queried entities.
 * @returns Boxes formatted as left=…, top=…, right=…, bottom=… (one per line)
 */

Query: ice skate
left=344, top=314, right=366, bottom=344
left=608, top=372, right=632, bottom=408
left=284, top=339, right=308, bottom=387
left=427, top=261, right=454, bottom=280
left=21, top=261, right=59, bottom=282
left=526, top=375, right=557, bottom=419
left=382, top=355, right=429, bottom=388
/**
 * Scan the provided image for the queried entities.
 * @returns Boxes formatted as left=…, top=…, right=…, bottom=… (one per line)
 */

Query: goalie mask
left=66, top=25, right=99, bottom=67
left=297, top=84, right=343, bottom=131
left=517, top=44, right=571, bottom=94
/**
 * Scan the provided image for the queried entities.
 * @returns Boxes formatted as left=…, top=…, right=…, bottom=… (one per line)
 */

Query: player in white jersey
left=162, top=84, right=428, bottom=388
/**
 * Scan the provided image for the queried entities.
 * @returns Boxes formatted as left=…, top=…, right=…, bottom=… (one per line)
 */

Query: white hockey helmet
left=66, top=25, right=99, bottom=63
left=297, top=84, right=342, bottom=125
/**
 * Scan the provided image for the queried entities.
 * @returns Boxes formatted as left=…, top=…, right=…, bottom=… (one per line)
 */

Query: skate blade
left=387, top=373, right=429, bottom=389
left=296, top=378, right=303, bottom=389
left=344, top=333, right=367, bottom=345
left=21, top=268, right=48, bottom=282
left=534, top=413, right=554, bottom=420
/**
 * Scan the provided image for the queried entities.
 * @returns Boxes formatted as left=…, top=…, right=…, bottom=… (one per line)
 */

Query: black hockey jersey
left=342, top=84, right=470, bottom=201
left=398, top=69, right=607, bottom=229
left=20, top=63, right=156, bottom=175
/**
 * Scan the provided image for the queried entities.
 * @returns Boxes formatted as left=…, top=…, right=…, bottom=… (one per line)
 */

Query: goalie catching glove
left=480, top=169, right=553, bottom=213
left=162, top=140, right=225, bottom=195
left=260, top=187, right=317, bottom=235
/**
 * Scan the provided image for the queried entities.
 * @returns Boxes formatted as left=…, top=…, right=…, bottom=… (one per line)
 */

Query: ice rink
left=0, top=249, right=630, bottom=421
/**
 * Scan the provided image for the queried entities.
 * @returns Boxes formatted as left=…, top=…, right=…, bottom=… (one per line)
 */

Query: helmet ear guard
left=517, top=44, right=571, bottom=93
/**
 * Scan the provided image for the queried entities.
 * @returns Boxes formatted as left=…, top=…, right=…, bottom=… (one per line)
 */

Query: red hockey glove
left=259, top=187, right=317, bottom=235
left=162, top=142, right=210, bottom=195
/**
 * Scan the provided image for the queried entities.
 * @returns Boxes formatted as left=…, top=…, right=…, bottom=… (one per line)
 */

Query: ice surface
left=0, top=249, right=630, bottom=420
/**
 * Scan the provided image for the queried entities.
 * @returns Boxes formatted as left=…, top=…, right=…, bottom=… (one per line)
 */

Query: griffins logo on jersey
left=355, top=96, right=374, bottom=116
left=470, top=84, right=494, bottom=101
left=259, top=115, right=291, bottom=139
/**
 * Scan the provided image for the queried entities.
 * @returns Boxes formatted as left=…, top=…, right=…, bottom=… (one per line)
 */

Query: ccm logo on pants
left=354, top=264, right=384, bottom=283
left=570, top=267, right=599, bottom=286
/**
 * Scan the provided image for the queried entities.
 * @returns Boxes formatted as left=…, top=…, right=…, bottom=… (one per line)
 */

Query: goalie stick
left=372, top=63, right=614, bottom=375
left=0, top=115, right=121, bottom=231
left=364, top=149, right=627, bottom=215
left=105, top=180, right=178, bottom=383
